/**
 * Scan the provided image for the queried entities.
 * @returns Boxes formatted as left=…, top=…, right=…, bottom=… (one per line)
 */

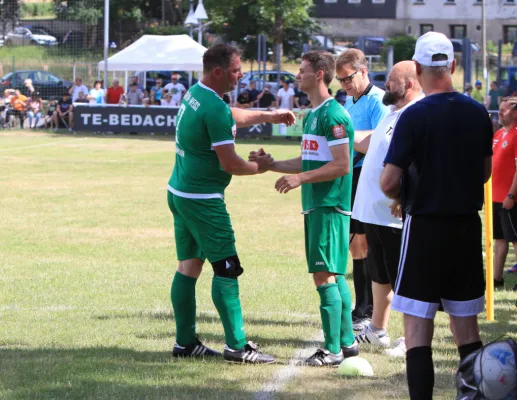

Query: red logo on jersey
left=332, top=125, right=346, bottom=139
left=302, top=140, right=319, bottom=151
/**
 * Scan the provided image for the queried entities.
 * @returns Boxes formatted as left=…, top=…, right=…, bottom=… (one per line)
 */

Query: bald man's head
left=383, top=61, right=422, bottom=108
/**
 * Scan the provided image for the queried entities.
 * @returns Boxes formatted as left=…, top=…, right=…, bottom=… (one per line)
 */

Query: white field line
left=254, top=330, right=323, bottom=400
left=0, top=138, right=87, bottom=153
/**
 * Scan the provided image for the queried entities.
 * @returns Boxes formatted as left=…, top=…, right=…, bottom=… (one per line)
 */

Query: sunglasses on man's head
left=335, top=70, right=359, bottom=84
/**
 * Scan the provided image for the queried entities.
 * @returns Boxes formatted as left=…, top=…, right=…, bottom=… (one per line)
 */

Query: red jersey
left=106, top=86, right=124, bottom=104
left=492, top=126, right=517, bottom=203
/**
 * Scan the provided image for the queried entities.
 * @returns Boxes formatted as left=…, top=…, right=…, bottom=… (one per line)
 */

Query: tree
left=382, top=35, right=417, bottom=64
left=203, top=0, right=317, bottom=60
left=1, top=0, right=20, bottom=39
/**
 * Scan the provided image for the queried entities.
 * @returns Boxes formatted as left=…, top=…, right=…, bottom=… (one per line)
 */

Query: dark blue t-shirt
left=58, top=97, right=72, bottom=112
left=384, top=92, right=493, bottom=217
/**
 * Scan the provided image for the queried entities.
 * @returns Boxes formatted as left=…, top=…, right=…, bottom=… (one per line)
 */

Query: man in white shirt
left=352, top=61, right=424, bottom=356
left=68, top=77, right=89, bottom=102
left=164, top=74, right=186, bottom=106
left=275, top=79, right=294, bottom=135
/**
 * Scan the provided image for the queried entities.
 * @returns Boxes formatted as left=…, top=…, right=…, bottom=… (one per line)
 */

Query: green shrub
left=381, top=35, right=417, bottom=64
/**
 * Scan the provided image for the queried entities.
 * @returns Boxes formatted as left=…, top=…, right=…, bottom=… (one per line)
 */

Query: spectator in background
left=1, top=89, right=15, bottom=127
left=464, top=83, right=473, bottom=98
left=23, top=78, right=35, bottom=98
left=27, top=92, right=42, bottom=129
left=129, top=75, right=144, bottom=92
left=75, top=92, right=89, bottom=104
left=247, top=81, right=260, bottom=105
left=87, top=80, right=106, bottom=105
left=276, top=78, right=294, bottom=110
left=7, top=89, right=27, bottom=128
left=44, top=99, right=57, bottom=129
left=106, top=79, right=124, bottom=105
left=69, top=77, right=89, bottom=102
left=151, top=79, right=163, bottom=105
left=53, top=92, right=73, bottom=131
left=126, top=83, right=144, bottom=105
left=256, top=84, right=276, bottom=109
left=223, top=92, right=232, bottom=105
left=164, top=74, right=186, bottom=106
left=487, top=81, right=503, bottom=111
left=294, top=81, right=311, bottom=109
left=335, top=88, right=347, bottom=106
left=161, top=92, right=175, bottom=107
left=236, top=90, right=252, bottom=108
left=472, top=80, right=484, bottom=104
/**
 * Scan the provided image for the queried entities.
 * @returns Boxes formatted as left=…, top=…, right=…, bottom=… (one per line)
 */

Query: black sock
left=406, top=346, right=434, bottom=400
left=458, top=341, right=483, bottom=361
left=352, top=258, right=370, bottom=317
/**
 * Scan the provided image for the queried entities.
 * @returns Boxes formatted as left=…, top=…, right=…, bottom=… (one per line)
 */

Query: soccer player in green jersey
left=168, top=44, right=295, bottom=364
left=250, top=51, right=358, bottom=366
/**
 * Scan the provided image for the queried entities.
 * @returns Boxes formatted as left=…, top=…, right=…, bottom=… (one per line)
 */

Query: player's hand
left=249, top=148, right=267, bottom=162
left=389, top=199, right=402, bottom=219
left=275, top=175, right=302, bottom=194
left=267, top=109, right=296, bottom=126
left=503, top=196, right=515, bottom=210
left=254, top=151, right=274, bottom=173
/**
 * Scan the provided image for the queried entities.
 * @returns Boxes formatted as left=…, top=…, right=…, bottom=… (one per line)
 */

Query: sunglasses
left=335, top=70, right=359, bottom=84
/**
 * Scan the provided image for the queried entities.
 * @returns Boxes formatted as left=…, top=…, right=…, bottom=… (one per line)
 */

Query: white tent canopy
left=98, top=34, right=207, bottom=72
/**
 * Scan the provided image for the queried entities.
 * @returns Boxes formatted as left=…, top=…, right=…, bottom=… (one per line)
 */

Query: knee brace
left=211, top=255, right=244, bottom=278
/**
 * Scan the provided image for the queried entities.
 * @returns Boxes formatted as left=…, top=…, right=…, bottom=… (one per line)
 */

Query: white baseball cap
left=412, top=32, right=454, bottom=67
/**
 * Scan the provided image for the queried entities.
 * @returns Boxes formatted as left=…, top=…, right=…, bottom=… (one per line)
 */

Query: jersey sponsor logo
left=315, top=261, right=325, bottom=266
left=302, top=139, right=319, bottom=151
left=331, top=125, right=346, bottom=139
left=311, top=118, right=318, bottom=131
left=301, top=134, right=333, bottom=162
left=175, top=146, right=185, bottom=157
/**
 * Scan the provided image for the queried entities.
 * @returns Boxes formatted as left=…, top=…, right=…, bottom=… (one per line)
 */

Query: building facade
left=316, top=0, right=517, bottom=44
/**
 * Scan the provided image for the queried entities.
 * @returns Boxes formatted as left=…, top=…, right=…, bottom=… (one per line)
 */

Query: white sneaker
left=384, top=337, right=406, bottom=358
left=355, top=324, right=390, bottom=348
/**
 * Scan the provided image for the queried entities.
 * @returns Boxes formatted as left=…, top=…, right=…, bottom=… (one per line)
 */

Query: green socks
left=211, top=276, right=247, bottom=350
left=336, top=275, right=355, bottom=347
left=317, top=283, right=342, bottom=354
left=171, top=271, right=197, bottom=346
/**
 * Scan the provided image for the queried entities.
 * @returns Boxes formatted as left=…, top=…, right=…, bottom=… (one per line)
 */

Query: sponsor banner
left=272, top=108, right=309, bottom=137
left=74, top=105, right=272, bottom=137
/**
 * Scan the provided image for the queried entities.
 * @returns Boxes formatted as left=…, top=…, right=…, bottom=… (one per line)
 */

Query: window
left=450, top=25, right=467, bottom=39
left=505, top=0, right=515, bottom=4
left=324, top=0, right=337, bottom=3
left=504, top=25, right=517, bottom=43
left=420, top=24, right=434, bottom=35
left=348, top=0, right=361, bottom=3
left=413, top=0, right=425, bottom=3
left=372, top=0, right=386, bottom=3
left=444, top=0, right=456, bottom=3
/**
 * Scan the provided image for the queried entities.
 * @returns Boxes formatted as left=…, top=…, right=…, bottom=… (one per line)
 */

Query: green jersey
left=301, top=98, right=354, bottom=212
left=168, top=82, right=236, bottom=199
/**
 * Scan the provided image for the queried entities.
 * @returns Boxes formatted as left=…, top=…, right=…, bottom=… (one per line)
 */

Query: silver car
left=239, top=70, right=296, bottom=94
left=5, top=27, right=58, bottom=46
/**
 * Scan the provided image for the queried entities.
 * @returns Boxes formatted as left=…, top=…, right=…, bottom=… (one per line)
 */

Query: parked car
left=5, top=27, right=58, bottom=46
left=239, top=70, right=297, bottom=93
left=312, top=36, right=348, bottom=55
left=1, top=70, right=72, bottom=100
left=498, top=66, right=517, bottom=96
left=368, top=71, right=386, bottom=90
left=449, top=38, right=481, bottom=53
left=138, top=71, right=198, bottom=92
left=353, top=37, right=385, bottom=56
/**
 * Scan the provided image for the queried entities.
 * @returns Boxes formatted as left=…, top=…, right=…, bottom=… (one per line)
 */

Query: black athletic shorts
left=364, top=223, right=402, bottom=287
left=493, top=202, right=517, bottom=242
left=350, top=167, right=365, bottom=235
left=392, top=214, right=485, bottom=319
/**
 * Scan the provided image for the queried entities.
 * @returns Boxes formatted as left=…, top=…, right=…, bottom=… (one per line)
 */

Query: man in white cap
left=380, top=32, right=493, bottom=399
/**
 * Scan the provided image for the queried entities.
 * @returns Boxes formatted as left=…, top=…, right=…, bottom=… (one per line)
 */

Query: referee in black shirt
left=380, top=32, right=493, bottom=400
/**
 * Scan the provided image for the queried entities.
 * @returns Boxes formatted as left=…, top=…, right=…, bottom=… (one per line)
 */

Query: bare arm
left=380, top=163, right=403, bottom=199
left=231, top=107, right=295, bottom=128
left=275, top=144, right=350, bottom=194
left=354, top=129, right=374, bottom=154
left=215, top=144, right=271, bottom=176
left=272, top=156, right=303, bottom=174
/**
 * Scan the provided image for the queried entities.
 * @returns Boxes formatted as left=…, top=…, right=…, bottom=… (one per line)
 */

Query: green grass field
left=1, top=130, right=516, bottom=400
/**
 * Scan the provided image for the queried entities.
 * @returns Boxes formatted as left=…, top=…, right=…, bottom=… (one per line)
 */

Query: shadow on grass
left=0, top=346, right=262, bottom=400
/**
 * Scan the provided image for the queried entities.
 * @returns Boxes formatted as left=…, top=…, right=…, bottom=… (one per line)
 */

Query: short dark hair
left=203, top=44, right=241, bottom=73
left=94, top=80, right=102, bottom=86
left=302, top=51, right=336, bottom=87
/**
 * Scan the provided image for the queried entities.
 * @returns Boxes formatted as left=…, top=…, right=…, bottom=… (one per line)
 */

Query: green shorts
left=304, top=207, right=350, bottom=275
left=167, top=191, right=236, bottom=263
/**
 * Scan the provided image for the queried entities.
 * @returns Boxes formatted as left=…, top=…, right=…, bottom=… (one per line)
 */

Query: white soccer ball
left=473, top=341, right=517, bottom=400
